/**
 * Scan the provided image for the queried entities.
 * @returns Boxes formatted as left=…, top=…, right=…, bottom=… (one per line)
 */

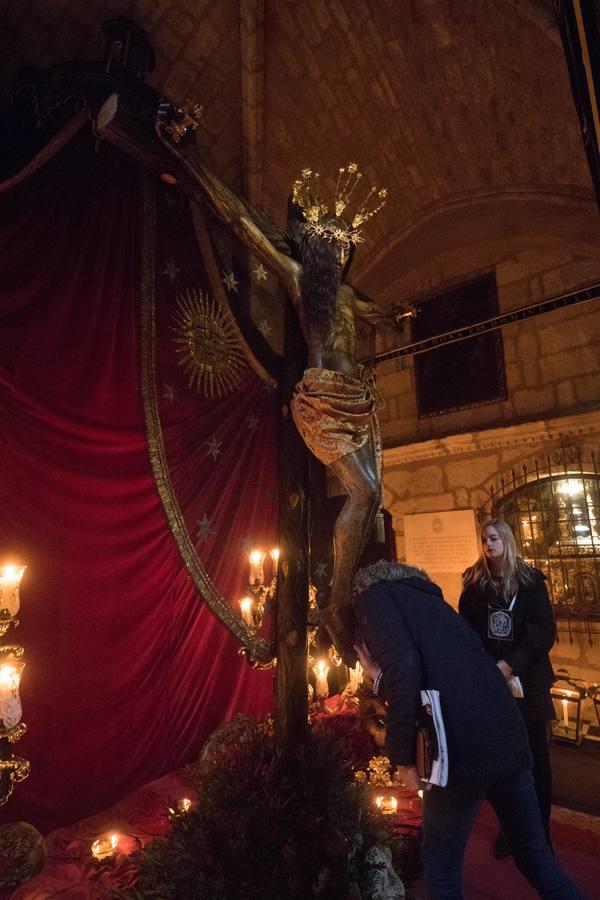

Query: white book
left=508, top=675, right=524, bottom=698
left=420, top=689, right=449, bottom=788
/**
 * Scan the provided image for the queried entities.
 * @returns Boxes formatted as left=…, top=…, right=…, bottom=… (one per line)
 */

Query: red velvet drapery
left=0, top=127, right=277, bottom=832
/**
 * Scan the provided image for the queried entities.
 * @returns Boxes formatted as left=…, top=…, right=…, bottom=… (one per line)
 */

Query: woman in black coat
left=459, top=518, right=556, bottom=853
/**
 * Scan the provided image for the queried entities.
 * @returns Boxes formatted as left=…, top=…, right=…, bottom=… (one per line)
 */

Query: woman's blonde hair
left=463, top=518, right=535, bottom=599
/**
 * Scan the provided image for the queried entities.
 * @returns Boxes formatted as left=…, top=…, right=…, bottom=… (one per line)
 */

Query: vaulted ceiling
left=2, top=0, right=597, bottom=294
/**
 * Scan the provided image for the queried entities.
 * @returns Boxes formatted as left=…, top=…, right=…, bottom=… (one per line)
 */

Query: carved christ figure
left=156, top=116, right=404, bottom=663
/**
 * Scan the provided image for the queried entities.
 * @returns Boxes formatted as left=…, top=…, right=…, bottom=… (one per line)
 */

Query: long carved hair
left=463, top=518, right=535, bottom=601
left=287, top=200, right=355, bottom=335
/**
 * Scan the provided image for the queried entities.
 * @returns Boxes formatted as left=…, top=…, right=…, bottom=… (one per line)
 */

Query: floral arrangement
left=114, top=716, right=408, bottom=900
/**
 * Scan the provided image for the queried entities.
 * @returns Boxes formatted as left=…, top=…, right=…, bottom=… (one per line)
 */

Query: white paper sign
left=404, top=509, right=479, bottom=574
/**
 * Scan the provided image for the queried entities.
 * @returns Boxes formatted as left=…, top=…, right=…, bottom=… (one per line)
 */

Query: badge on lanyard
left=487, top=593, right=517, bottom=641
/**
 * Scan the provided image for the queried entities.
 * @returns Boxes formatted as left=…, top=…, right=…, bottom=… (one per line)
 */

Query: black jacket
left=354, top=577, right=531, bottom=781
left=458, top=568, right=556, bottom=722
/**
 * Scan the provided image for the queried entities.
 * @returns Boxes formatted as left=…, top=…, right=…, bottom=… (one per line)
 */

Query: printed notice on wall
left=404, top=509, right=479, bottom=574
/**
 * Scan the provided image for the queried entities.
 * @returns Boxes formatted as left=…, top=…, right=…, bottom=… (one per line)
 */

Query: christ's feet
left=319, top=606, right=358, bottom=668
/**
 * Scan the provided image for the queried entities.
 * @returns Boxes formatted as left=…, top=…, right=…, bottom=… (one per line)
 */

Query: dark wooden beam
left=554, top=0, right=600, bottom=210
left=274, top=299, right=311, bottom=759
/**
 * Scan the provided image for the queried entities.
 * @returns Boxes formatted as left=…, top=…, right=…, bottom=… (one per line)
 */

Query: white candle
left=348, top=662, right=363, bottom=693
left=0, top=565, right=26, bottom=618
left=240, top=596, right=253, bottom=626
left=314, top=659, right=330, bottom=698
left=0, top=661, right=24, bottom=728
left=562, top=698, right=569, bottom=730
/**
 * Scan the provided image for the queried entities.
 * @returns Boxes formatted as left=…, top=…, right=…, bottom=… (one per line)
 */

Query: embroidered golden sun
left=172, top=289, right=244, bottom=398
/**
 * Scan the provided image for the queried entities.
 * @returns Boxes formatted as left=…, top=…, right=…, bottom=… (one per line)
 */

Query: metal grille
left=478, top=446, right=600, bottom=637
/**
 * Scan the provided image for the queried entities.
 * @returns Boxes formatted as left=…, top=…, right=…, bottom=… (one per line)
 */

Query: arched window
left=482, top=453, right=600, bottom=622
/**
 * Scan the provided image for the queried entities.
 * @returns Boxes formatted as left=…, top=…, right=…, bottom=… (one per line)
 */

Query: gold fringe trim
left=139, top=172, right=274, bottom=662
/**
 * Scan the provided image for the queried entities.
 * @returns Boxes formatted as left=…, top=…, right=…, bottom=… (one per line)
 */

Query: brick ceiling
left=1, top=0, right=595, bottom=284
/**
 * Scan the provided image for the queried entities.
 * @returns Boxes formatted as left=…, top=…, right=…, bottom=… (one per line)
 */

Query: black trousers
left=525, top=718, right=553, bottom=845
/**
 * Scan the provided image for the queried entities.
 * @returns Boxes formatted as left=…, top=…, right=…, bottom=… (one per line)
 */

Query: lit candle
left=0, top=565, right=26, bottom=618
left=91, top=833, right=119, bottom=861
left=313, top=659, right=330, bottom=698
left=178, top=798, right=192, bottom=813
left=348, top=662, right=363, bottom=693
left=0, top=660, right=24, bottom=728
left=418, top=789, right=424, bottom=800
left=270, top=547, right=279, bottom=565
left=240, top=596, right=253, bottom=626
left=248, top=550, right=265, bottom=585
left=374, top=795, right=398, bottom=815
left=562, top=698, right=569, bottom=730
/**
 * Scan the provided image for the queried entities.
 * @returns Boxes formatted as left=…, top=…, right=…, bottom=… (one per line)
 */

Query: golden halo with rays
left=172, top=288, right=245, bottom=398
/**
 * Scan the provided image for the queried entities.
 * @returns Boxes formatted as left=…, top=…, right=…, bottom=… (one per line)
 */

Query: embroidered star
left=253, top=262, right=268, bottom=282
left=314, top=562, right=329, bottom=578
left=196, top=513, right=216, bottom=542
left=258, top=319, right=272, bottom=338
left=222, top=270, right=239, bottom=292
left=205, top=434, right=223, bottom=461
left=162, top=257, right=180, bottom=283
left=162, top=383, right=176, bottom=403
left=246, top=414, right=260, bottom=433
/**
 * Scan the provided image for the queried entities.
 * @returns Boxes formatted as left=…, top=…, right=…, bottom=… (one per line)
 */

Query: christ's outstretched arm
left=156, top=121, right=301, bottom=301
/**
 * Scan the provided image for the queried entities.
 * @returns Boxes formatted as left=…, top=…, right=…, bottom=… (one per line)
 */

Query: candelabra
left=0, top=565, right=30, bottom=805
left=0, top=565, right=46, bottom=892
left=239, top=548, right=279, bottom=631
left=308, top=640, right=363, bottom=716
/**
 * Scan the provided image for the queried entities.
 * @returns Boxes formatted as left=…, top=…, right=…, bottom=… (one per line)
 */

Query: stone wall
left=375, top=239, right=600, bottom=448
left=382, top=412, right=600, bottom=688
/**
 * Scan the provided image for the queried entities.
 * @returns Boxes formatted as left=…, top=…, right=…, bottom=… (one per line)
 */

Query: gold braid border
left=139, top=173, right=274, bottom=663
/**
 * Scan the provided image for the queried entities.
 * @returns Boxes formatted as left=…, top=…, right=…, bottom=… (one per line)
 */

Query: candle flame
left=91, top=833, right=119, bottom=859
left=0, top=565, right=25, bottom=583
left=270, top=548, right=280, bottom=563
left=180, top=798, right=192, bottom=812
left=240, top=597, right=252, bottom=615
left=249, top=550, right=263, bottom=566
left=0, top=664, right=18, bottom=688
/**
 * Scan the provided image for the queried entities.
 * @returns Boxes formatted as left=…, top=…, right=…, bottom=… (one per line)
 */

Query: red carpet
left=410, top=802, right=600, bottom=899
left=5, top=772, right=600, bottom=898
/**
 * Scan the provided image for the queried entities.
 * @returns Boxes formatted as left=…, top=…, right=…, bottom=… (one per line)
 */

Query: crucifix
left=96, top=93, right=410, bottom=756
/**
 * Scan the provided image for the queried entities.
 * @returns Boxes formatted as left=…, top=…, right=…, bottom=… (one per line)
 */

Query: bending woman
left=459, top=518, right=556, bottom=853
